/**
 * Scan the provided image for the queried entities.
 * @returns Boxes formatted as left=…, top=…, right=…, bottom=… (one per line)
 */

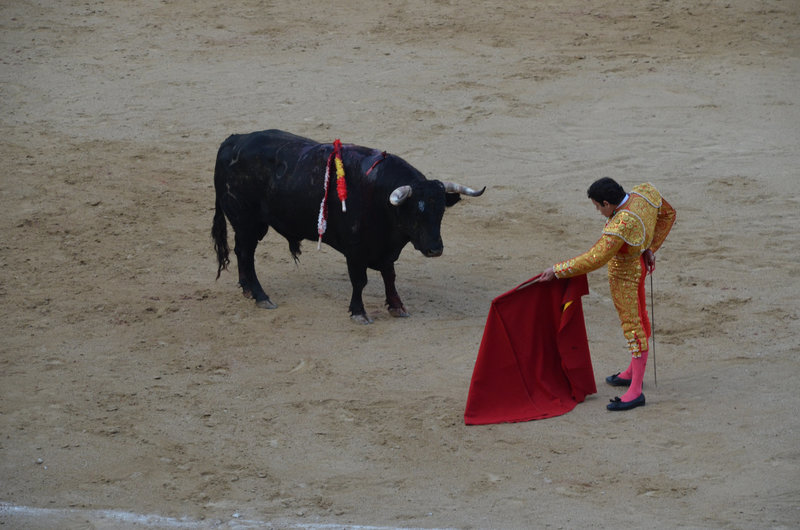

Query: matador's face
left=591, top=199, right=616, bottom=218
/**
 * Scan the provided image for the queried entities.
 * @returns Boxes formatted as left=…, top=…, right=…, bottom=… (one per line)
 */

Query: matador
left=539, top=177, right=676, bottom=411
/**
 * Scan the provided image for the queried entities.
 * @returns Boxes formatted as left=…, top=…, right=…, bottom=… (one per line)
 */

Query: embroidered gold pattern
left=609, top=254, right=646, bottom=357
left=604, top=210, right=645, bottom=246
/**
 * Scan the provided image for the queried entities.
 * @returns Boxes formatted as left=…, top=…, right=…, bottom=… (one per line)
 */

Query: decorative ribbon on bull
left=317, top=139, right=348, bottom=249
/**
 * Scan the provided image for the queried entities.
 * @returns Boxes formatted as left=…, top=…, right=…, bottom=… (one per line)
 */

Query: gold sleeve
left=649, top=197, right=676, bottom=253
left=553, top=233, right=625, bottom=278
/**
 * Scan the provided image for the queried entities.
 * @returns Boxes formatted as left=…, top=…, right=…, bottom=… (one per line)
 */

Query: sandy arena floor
left=1, top=1, right=799, bottom=528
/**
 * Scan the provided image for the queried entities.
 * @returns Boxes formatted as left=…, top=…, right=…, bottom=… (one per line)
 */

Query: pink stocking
left=618, top=359, right=634, bottom=380
left=620, top=350, right=648, bottom=402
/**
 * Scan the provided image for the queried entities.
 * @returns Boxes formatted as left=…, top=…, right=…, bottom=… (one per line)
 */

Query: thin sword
left=650, top=272, right=657, bottom=387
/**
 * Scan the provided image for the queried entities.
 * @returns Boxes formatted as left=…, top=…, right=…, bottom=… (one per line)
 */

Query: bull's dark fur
left=212, top=129, right=481, bottom=322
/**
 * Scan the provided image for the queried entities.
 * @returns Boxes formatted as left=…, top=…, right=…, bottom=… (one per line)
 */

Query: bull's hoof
left=351, top=313, right=373, bottom=325
left=388, top=306, right=410, bottom=318
left=256, top=298, right=278, bottom=309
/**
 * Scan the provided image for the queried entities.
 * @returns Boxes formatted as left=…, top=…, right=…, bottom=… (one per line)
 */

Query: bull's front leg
left=381, top=264, right=409, bottom=318
left=345, top=258, right=372, bottom=324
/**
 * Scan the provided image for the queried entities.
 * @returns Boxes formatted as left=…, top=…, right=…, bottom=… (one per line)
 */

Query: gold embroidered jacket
left=553, top=183, right=676, bottom=278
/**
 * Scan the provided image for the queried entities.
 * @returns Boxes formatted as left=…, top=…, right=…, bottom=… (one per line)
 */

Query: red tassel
left=333, top=139, right=347, bottom=211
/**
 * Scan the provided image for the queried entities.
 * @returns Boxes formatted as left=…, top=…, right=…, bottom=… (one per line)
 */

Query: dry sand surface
left=2, top=0, right=799, bottom=528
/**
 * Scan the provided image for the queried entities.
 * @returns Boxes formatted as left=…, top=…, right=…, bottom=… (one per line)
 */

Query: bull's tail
left=212, top=198, right=230, bottom=279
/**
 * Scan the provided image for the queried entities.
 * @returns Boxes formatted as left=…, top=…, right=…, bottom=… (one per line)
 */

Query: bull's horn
left=443, top=182, right=486, bottom=197
left=390, top=185, right=413, bottom=206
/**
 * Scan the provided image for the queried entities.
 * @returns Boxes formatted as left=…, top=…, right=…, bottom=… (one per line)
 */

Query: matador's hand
left=539, top=267, right=556, bottom=282
left=643, top=249, right=655, bottom=273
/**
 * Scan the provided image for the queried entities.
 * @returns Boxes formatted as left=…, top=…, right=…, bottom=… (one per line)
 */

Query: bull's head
left=390, top=181, right=485, bottom=257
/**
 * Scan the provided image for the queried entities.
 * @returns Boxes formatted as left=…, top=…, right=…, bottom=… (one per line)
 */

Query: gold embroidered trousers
left=608, top=253, right=650, bottom=358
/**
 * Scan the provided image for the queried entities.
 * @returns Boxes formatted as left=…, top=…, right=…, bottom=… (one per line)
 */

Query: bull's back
left=214, top=130, right=328, bottom=240
left=216, top=130, right=318, bottom=174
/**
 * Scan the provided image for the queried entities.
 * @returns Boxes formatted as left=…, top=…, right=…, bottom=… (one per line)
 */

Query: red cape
left=464, top=275, right=596, bottom=425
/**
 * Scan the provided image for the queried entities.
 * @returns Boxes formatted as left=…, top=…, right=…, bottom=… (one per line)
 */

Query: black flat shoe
left=605, top=372, right=632, bottom=387
left=606, top=393, right=645, bottom=411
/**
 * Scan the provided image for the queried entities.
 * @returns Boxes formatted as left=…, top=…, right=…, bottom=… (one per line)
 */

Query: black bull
left=212, top=129, right=484, bottom=324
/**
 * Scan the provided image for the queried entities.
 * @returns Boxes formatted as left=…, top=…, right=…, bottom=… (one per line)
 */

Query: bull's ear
left=445, top=193, right=462, bottom=207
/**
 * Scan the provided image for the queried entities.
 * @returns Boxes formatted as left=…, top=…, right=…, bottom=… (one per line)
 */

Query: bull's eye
left=418, top=200, right=425, bottom=212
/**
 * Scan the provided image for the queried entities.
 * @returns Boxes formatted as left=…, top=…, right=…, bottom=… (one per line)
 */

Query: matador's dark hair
left=587, top=177, right=626, bottom=205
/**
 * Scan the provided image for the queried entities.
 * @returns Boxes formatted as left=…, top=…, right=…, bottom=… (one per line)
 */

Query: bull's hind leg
left=234, top=232, right=277, bottom=309
left=381, top=265, right=409, bottom=317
